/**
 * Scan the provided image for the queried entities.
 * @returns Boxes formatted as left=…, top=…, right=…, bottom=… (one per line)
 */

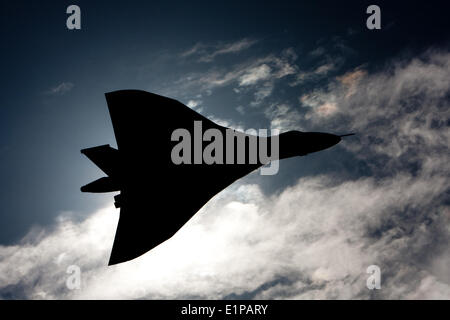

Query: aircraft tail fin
left=81, top=144, right=119, bottom=176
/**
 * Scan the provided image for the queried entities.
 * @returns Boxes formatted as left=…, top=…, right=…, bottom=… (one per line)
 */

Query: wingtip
left=107, top=255, right=116, bottom=266
left=107, top=255, right=123, bottom=266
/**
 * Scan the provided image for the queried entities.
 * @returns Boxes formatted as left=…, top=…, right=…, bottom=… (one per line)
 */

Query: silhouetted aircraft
left=81, top=90, right=353, bottom=265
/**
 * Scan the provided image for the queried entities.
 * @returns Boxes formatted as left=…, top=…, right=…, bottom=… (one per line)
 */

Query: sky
left=0, top=0, right=449, bottom=299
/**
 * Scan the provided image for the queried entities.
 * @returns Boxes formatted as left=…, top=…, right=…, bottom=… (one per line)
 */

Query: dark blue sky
left=0, top=0, right=448, bottom=245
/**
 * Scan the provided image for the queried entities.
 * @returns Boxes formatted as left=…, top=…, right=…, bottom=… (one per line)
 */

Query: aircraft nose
left=307, top=132, right=341, bottom=153
left=322, top=133, right=341, bottom=149
left=329, top=134, right=341, bottom=147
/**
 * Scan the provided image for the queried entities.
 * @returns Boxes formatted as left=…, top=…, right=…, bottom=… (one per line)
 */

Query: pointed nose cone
left=306, top=132, right=341, bottom=153
left=327, top=133, right=341, bottom=148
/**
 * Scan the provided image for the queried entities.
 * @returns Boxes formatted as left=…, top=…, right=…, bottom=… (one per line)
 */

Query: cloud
left=1, top=49, right=448, bottom=300
left=337, top=68, right=367, bottom=87
left=0, top=208, right=117, bottom=299
left=297, top=49, right=450, bottom=174
left=309, top=46, right=326, bottom=57
left=180, top=43, right=203, bottom=57
left=46, top=82, right=74, bottom=95
left=186, top=99, right=202, bottom=109
left=336, top=68, right=367, bottom=97
left=181, top=39, right=258, bottom=62
left=290, top=62, right=337, bottom=86
left=315, top=102, right=338, bottom=116
left=264, top=103, right=303, bottom=131
left=175, top=49, right=298, bottom=107
left=239, top=64, right=272, bottom=86
left=0, top=172, right=448, bottom=299
left=181, top=53, right=296, bottom=91
left=251, top=82, right=274, bottom=106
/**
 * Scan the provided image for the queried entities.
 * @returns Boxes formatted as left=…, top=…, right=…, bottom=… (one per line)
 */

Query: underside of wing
left=108, top=190, right=181, bottom=265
